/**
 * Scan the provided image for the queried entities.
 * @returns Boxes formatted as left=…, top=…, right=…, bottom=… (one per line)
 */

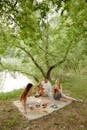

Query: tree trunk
left=46, top=43, right=72, bottom=80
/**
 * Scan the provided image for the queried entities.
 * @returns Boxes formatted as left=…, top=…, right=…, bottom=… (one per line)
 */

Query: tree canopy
left=0, top=0, right=87, bottom=81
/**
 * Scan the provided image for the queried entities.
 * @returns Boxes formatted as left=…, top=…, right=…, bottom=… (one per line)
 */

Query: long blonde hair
left=55, top=79, right=61, bottom=89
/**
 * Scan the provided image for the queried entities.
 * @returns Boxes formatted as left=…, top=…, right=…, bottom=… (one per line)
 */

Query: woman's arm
left=22, top=98, right=27, bottom=114
left=53, top=86, right=57, bottom=96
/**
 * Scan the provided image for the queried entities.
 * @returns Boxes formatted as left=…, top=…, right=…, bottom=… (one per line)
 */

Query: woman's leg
left=61, top=93, right=82, bottom=102
left=61, top=93, right=77, bottom=102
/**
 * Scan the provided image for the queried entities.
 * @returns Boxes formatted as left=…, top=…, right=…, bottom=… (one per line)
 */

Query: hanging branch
left=16, top=45, right=46, bottom=77
left=12, top=69, right=39, bottom=82
left=46, top=42, right=72, bottom=79
left=0, top=62, right=39, bottom=82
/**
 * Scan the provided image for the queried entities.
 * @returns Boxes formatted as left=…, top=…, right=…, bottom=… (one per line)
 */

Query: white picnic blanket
left=13, top=96, right=71, bottom=120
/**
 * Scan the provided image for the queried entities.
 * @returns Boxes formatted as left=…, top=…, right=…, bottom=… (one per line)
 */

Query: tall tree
left=0, top=0, right=87, bottom=81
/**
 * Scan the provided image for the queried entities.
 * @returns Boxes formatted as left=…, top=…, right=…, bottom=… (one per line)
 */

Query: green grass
left=0, top=73, right=87, bottom=101
left=0, top=74, right=87, bottom=130
left=62, top=74, right=87, bottom=99
left=0, top=89, right=23, bottom=100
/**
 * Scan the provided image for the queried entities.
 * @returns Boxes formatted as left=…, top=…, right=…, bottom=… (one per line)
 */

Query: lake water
left=0, top=72, right=32, bottom=93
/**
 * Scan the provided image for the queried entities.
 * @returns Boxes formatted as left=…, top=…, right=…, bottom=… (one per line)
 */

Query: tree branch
left=16, top=45, right=46, bottom=77
left=45, top=18, right=50, bottom=68
left=46, top=42, right=72, bottom=79
left=37, top=44, right=59, bottom=57
left=12, top=69, right=39, bottom=82
left=0, top=63, right=39, bottom=82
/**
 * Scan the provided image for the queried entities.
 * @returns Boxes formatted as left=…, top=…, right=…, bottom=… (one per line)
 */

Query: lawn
left=0, top=74, right=87, bottom=130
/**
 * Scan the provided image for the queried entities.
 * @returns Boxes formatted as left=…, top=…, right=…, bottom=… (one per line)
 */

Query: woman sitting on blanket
left=35, top=82, right=44, bottom=97
left=20, top=83, right=33, bottom=113
left=35, top=78, right=53, bottom=97
left=53, top=79, right=82, bottom=102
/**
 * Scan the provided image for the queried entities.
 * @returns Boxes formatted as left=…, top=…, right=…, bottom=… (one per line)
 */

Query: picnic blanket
left=13, top=96, right=71, bottom=120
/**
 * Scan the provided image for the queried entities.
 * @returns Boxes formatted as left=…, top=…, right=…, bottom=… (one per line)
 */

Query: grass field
left=0, top=74, right=87, bottom=130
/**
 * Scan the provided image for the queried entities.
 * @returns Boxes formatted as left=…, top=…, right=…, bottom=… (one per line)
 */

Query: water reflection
left=0, top=71, right=31, bottom=93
